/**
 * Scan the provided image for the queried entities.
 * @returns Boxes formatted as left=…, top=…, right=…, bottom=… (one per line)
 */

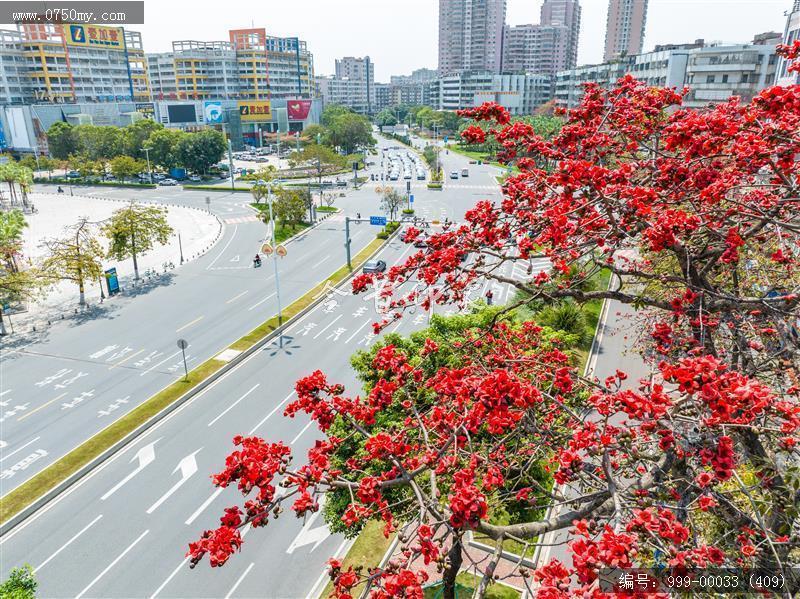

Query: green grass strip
left=321, top=521, right=395, bottom=599
left=0, top=236, right=387, bottom=525
left=183, top=184, right=252, bottom=192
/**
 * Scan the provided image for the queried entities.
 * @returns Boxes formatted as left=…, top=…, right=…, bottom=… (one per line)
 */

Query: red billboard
left=287, top=100, right=312, bottom=121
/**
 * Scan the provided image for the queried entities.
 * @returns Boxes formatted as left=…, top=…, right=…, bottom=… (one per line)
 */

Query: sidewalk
left=7, top=192, right=222, bottom=333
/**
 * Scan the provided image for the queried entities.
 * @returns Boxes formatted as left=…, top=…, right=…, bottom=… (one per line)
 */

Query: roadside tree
left=41, top=218, right=104, bottom=306
left=375, top=109, right=397, bottom=127
left=327, top=113, right=375, bottom=155
left=109, top=155, right=145, bottom=182
left=145, top=128, right=185, bottom=170
left=271, top=188, right=306, bottom=230
left=176, top=130, right=226, bottom=175
left=102, top=202, right=173, bottom=280
left=377, top=185, right=404, bottom=222
left=46, top=122, right=82, bottom=160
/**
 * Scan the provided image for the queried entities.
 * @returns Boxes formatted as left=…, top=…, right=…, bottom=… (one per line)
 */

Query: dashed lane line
left=175, top=316, right=204, bottom=333
left=17, top=394, right=67, bottom=422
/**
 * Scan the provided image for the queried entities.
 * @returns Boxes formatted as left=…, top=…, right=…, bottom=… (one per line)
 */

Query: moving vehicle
left=66, top=170, right=81, bottom=179
left=450, top=171, right=459, bottom=179
left=417, top=171, right=426, bottom=180
left=362, top=259, right=387, bottom=274
left=461, top=168, right=469, bottom=177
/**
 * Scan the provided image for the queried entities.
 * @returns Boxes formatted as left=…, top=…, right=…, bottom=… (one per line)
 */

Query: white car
left=159, top=178, right=178, bottom=186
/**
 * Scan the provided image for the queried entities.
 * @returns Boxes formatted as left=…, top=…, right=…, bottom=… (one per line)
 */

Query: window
left=741, top=73, right=749, bottom=83
left=722, top=74, right=728, bottom=83
left=706, top=75, right=715, bottom=84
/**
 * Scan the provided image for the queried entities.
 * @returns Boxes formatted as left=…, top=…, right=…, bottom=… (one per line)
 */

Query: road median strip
left=0, top=235, right=391, bottom=533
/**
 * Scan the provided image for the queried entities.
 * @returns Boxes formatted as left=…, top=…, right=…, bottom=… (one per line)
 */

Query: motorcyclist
left=254, top=253, right=261, bottom=266
left=57, top=186, right=64, bottom=193
left=357, top=212, right=361, bottom=220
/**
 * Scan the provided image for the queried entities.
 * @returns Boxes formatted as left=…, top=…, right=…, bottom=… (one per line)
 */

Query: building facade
left=777, top=0, right=800, bottom=86
left=604, top=0, right=649, bottom=62
left=424, top=71, right=552, bottom=114
left=556, top=36, right=779, bottom=108
left=540, top=0, right=581, bottom=70
left=438, top=0, right=506, bottom=75
left=503, top=24, right=571, bottom=75
left=317, top=56, right=375, bottom=114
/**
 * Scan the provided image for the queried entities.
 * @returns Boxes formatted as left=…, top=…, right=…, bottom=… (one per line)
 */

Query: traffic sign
left=261, top=243, right=273, bottom=255
left=177, top=339, right=188, bottom=350
left=276, top=245, right=287, bottom=257
left=370, top=216, right=387, bottom=226
left=409, top=194, right=414, bottom=203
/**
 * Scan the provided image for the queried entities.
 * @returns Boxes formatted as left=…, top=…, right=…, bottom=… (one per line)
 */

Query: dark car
left=414, top=237, right=428, bottom=248
left=362, top=259, right=387, bottom=274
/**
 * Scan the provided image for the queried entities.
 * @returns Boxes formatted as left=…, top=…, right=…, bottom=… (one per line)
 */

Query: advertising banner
left=105, top=268, right=120, bottom=295
left=287, top=99, right=312, bottom=121
left=135, top=102, right=155, bottom=118
left=65, top=24, right=125, bottom=51
left=238, top=101, right=271, bottom=122
left=204, top=101, right=224, bottom=124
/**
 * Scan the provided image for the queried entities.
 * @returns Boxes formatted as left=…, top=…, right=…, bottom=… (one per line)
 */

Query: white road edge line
left=75, top=529, right=149, bottom=599
left=206, top=224, right=238, bottom=270
left=247, top=292, right=276, bottom=311
left=34, top=514, right=103, bottom=573
left=345, top=319, right=370, bottom=344
left=311, top=255, right=330, bottom=269
left=207, top=384, right=260, bottom=427
left=224, top=562, right=255, bottom=599
left=248, top=391, right=295, bottom=435
left=149, top=556, right=188, bottom=599
left=226, top=290, right=249, bottom=304
left=312, top=314, right=342, bottom=339
left=0, top=436, right=41, bottom=464
left=140, top=350, right=182, bottom=377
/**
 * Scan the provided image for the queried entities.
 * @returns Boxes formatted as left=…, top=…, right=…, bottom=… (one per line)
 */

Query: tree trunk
left=0, top=309, right=7, bottom=336
left=131, top=219, right=139, bottom=280
left=442, top=536, right=463, bottom=599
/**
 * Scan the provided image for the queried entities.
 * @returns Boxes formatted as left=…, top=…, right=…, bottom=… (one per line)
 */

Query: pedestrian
left=485, top=289, right=493, bottom=306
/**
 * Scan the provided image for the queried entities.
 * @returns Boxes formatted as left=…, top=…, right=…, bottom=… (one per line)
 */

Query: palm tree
left=0, top=209, right=28, bottom=272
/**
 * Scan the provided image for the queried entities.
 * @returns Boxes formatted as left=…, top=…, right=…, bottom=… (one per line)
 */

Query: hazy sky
left=135, top=0, right=791, bottom=81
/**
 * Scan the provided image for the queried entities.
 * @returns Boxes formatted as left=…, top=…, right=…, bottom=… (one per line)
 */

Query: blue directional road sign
left=370, top=216, right=387, bottom=226
left=409, top=194, right=414, bottom=203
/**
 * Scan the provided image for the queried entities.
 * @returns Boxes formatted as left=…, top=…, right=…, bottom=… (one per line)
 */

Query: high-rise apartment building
left=503, top=23, right=570, bottom=75
left=317, top=56, right=375, bottom=114
left=541, top=0, right=581, bottom=69
left=603, top=0, right=648, bottom=61
left=438, top=0, right=507, bottom=75
left=335, top=56, right=374, bottom=82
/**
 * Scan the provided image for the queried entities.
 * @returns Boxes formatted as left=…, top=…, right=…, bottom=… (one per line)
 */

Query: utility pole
left=345, top=216, right=352, bottom=271
left=267, top=183, right=284, bottom=348
left=227, top=138, right=234, bottom=191
left=178, top=232, right=184, bottom=264
left=142, top=147, right=152, bottom=184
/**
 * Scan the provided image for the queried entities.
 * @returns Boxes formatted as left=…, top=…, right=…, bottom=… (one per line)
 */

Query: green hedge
left=402, top=208, right=415, bottom=214
left=427, top=182, right=443, bottom=189
left=316, top=205, right=338, bottom=213
left=35, top=178, right=157, bottom=189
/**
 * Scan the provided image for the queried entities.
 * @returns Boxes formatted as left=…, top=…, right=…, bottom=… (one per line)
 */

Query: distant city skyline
left=127, top=0, right=790, bottom=81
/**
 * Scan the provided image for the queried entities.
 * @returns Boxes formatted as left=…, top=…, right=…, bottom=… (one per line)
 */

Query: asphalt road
left=0, top=137, right=509, bottom=597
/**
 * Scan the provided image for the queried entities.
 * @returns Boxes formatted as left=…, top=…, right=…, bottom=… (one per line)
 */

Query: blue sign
left=369, top=216, right=387, bottom=226
left=105, top=267, right=120, bottom=295
left=409, top=194, right=414, bottom=203
left=444, top=135, right=449, bottom=143
left=204, top=101, right=224, bottom=124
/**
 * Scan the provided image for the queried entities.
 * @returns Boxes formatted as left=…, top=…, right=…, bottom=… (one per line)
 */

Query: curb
left=0, top=227, right=401, bottom=536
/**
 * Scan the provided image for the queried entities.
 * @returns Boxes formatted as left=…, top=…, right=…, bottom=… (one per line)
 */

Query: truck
left=169, top=167, right=187, bottom=180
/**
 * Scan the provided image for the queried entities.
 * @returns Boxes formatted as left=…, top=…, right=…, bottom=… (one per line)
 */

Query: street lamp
left=266, top=183, right=284, bottom=348
left=142, top=147, right=153, bottom=184
left=178, top=231, right=184, bottom=264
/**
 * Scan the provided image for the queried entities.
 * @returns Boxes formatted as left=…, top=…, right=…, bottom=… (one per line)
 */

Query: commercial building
left=424, top=71, right=552, bottom=114
left=316, top=56, right=375, bottom=114
left=777, top=0, right=800, bottom=86
left=146, top=28, right=315, bottom=101
left=390, top=68, right=438, bottom=86
left=556, top=34, right=779, bottom=108
left=438, top=0, right=506, bottom=74
left=604, top=0, right=649, bottom=61
left=0, top=23, right=151, bottom=104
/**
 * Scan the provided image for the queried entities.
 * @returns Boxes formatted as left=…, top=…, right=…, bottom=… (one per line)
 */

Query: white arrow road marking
left=146, top=449, right=201, bottom=514
left=101, top=438, right=161, bottom=500
left=230, top=254, right=240, bottom=263
left=286, top=498, right=330, bottom=554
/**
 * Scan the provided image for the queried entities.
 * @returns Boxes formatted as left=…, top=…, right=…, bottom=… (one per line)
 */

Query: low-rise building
left=777, top=0, right=800, bottom=86
left=424, top=71, right=552, bottom=115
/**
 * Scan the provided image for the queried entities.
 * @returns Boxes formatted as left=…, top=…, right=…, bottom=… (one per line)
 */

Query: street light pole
left=227, top=139, right=235, bottom=191
left=142, top=147, right=152, bottom=184
left=178, top=232, right=184, bottom=264
left=267, top=184, right=284, bottom=348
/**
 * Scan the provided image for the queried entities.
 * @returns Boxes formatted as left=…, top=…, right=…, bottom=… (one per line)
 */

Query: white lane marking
left=248, top=391, right=295, bottom=435
left=311, top=255, right=330, bottom=269
left=393, top=242, right=414, bottom=266
left=140, top=350, right=182, bottom=377
left=206, top=224, right=238, bottom=270
left=0, top=436, right=41, bottom=463
left=75, top=529, right=149, bottom=599
left=149, top=556, right=188, bottom=599
left=224, top=562, right=255, bottom=599
left=247, top=292, right=276, bottom=311
left=388, top=319, right=403, bottom=334
left=176, top=316, right=204, bottom=333
left=286, top=498, right=329, bottom=554
left=226, top=290, right=249, bottom=304
left=101, top=438, right=160, bottom=501
left=290, top=421, right=314, bottom=446
left=35, top=514, right=103, bottom=572
left=207, top=384, right=260, bottom=427
left=185, top=487, right=224, bottom=526
left=0, top=390, right=11, bottom=397
left=345, top=319, right=371, bottom=344
left=146, top=449, right=201, bottom=514
left=312, top=314, right=342, bottom=339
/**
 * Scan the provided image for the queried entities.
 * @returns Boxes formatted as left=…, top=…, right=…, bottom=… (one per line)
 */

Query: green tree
left=109, top=155, right=145, bottom=182
left=145, top=128, right=185, bottom=170
left=47, top=121, right=82, bottom=159
left=250, top=166, right=278, bottom=204
left=102, top=202, right=173, bottom=280
left=0, top=210, right=44, bottom=335
left=42, top=218, right=105, bottom=306
left=0, top=163, right=32, bottom=207
left=176, top=130, right=226, bottom=175
left=271, top=187, right=306, bottom=230
left=375, top=109, right=397, bottom=127
left=76, top=156, right=104, bottom=180
left=327, top=113, right=374, bottom=154
left=0, top=209, right=28, bottom=270
left=123, top=119, right=163, bottom=156
left=321, top=104, right=353, bottom=127
left=302, top=124, right=328, bottom=146
left=377, top=185, right=404, bottom=221
left=76, top=124, right=125, bottom=161
left=0, top=564, right=37, bottom=598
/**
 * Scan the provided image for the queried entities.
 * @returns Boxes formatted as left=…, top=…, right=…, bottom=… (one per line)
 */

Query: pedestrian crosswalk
left=223, top=215, right=261, bottom=224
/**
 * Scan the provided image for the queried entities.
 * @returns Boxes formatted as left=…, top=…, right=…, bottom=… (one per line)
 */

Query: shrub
left=536, top=302, right=587, bottom=345
left=376, top=231, right=389, bottom=239
left=402, top=208, right=415, bottom=215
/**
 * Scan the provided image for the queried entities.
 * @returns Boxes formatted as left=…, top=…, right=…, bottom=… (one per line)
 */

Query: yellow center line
left=18, top=392, right=67, bottom=422
left=108, top=348, right=145, bottom=371
left=176, top=316, right=204, bottom=333
left=226, top=290, right=249, bottom=304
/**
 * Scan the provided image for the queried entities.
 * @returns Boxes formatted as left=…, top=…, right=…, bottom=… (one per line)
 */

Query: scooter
left=253, top=258, right=262, bottom=268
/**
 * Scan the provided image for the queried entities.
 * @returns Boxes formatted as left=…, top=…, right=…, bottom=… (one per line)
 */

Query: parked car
left=469, top=160, right=477, bottom=164
left=417, top=171, right=426, bottom=180
left=159, top=178, right=178, bottom=186
left=66, top=170, right=81, bottom=179
left=461, top=168, right=469, bottom=177
left=336, top=179, right=347, bottom=187
left=152, top=173, right=166, bottom=180
left=362, top=259, right=387, bottom=274
left=450, top=171, right=459, bottom=179
left=188, top=175, right=201, bottom=182
left=414, top=237, right=429, bottom=248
